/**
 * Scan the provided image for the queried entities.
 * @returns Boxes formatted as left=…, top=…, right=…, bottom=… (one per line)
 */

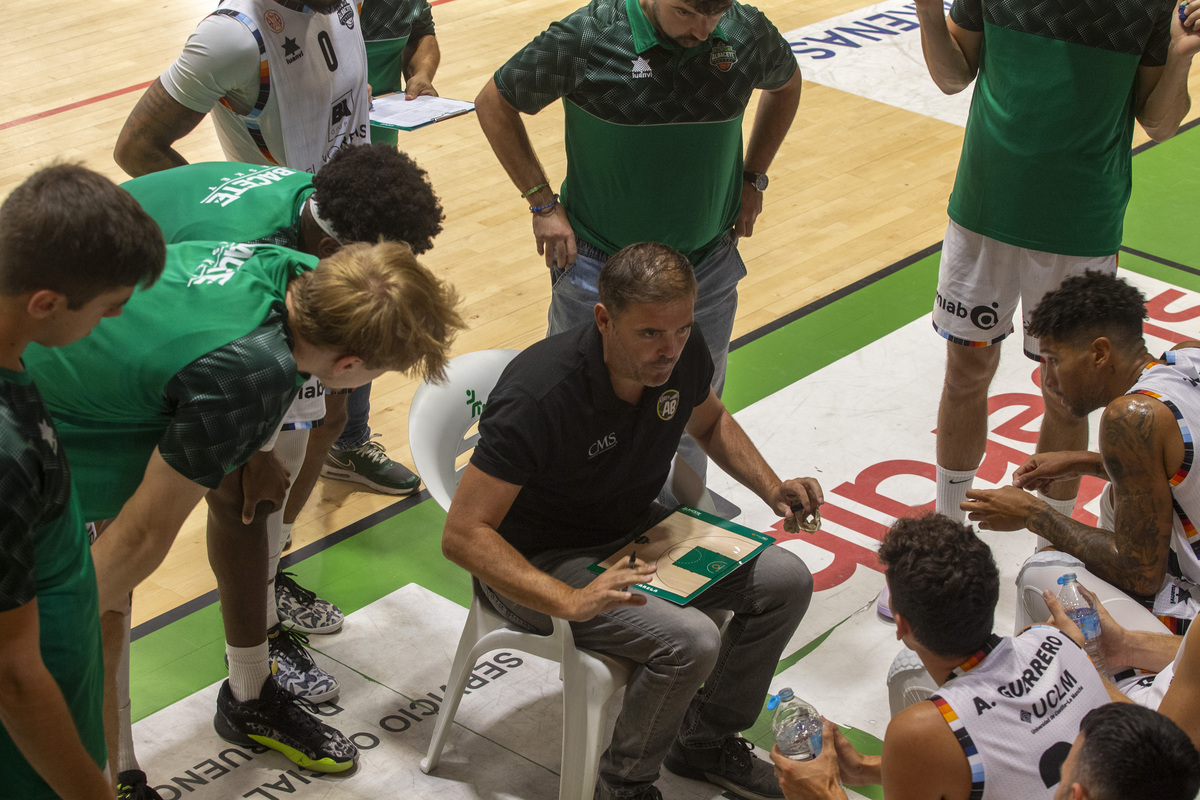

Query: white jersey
left=163, top=0, right=370, bottom=173
left=1119, top=618, right=1193, bottom=709
left=930, top=626, right=1110, bottom=800
left=1128, top=348, right=1200, bottom=621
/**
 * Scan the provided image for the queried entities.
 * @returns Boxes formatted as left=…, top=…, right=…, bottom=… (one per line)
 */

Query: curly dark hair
left=0, top=164, right=164, bottom=307
left=877, top=513, right=998, bottom=658
left=1026, top=271, right=1147, bottom=353
left=1075, top=703, right=1200, bottom=800
left=312, top=144, right=444, bottom=255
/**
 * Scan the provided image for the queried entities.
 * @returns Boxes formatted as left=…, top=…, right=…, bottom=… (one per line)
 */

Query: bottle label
left=1067, top=608, right=1101, bottom=640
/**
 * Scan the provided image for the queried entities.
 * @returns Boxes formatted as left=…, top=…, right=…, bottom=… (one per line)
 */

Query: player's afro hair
left=1027, top=270, right=1147, bottom=352
left=313, top=144, right=444, bottom=255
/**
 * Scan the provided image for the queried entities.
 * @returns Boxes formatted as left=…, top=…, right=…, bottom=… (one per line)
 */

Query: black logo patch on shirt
left=657, top=389, right=680, bottom=421
left=710, top=43, right=737, bottom=71
left=337, top=0, right=355, bottom=29
left=282, top=36, right=303, bottom=63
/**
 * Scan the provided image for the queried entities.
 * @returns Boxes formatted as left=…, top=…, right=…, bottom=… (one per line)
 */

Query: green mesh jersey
left=361, top=0, right=435, bottom=92
left=0, top=368, right=105, bottom=795
left=122, top=162, right=313, bottom=248
left=947, top=0, right=1171, bottom=256
left=495, top=0, right=796, bottom=264
left=24, top=241, right=313, bottom=521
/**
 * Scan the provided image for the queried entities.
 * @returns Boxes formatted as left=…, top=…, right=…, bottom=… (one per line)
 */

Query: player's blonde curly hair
left=288, top=240, right=463, bottom=381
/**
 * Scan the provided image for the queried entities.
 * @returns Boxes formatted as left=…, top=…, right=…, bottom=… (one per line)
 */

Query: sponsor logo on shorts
left=657, top=390, right=680, bottom=421
left=264, top=9, right=285, bottom=32
left=935, top=292, right=1000, bottom=331
left=710, top=43, right=737, bottom=71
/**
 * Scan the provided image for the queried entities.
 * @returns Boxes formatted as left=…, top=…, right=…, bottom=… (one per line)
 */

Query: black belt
left=575, top=239, right=610, bottom=263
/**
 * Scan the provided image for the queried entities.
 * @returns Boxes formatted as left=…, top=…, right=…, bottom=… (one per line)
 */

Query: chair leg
left=559, top=655, right=623, bottom=800
left=421, top=603, right=489, bottom=774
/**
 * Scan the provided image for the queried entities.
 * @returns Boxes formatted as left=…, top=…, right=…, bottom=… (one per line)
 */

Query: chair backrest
left=409, top=349, right=520, bottom=511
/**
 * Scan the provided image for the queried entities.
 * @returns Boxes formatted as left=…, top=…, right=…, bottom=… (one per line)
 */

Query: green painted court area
left=129, top=123, right=1200, bottom=799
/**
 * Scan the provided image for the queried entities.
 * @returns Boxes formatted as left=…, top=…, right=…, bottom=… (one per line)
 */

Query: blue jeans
left=334, top=382, right=371, bottom=450
left=485, top=532, right=812, bottom=793
left=547, top=236, right=746, bottom=483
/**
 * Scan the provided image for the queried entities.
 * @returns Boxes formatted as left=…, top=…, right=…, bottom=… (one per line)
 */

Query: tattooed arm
left=965, top=395, right=1177, bottom=598
left=113, top=78, right=207, bottom=177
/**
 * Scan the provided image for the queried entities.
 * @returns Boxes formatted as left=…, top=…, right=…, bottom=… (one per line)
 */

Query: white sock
left=936, top=465, right=978, bottom=523
left=117, top=614, right=139, bottom=773
left=265, top=431, right=307, bottom=628
left=1035, top=492, right=1076, bottom=551
left=227, top=642, right=270, bottom=703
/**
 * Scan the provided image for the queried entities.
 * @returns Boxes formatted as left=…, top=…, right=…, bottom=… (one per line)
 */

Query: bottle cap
left=1057, top=573, right=1077, bottom=585
left=767, top=687, right=795, bottom=710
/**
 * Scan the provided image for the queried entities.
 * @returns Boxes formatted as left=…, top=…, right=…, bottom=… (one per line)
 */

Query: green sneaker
left=321, top=435, right=421, bottom=495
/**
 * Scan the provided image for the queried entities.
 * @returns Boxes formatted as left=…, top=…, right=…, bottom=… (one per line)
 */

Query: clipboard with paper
left=368, top=94, right=475, bottom=131
left=587, top=506, right=775, bottom=605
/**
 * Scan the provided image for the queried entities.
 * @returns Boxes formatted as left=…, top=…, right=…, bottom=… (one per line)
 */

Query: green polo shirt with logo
left=495, top=0, right=796, bottom=265
left=123, top=162, right=312, bottom=248
left=24, top=241, right=313, bottom=521
left=947, top=0, right=1171, bottom=256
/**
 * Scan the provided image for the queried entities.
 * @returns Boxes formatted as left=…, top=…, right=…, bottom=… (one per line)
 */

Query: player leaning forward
left=443, top=241, right=821, bottom=800
left=24, top=239, right=463, bottom=773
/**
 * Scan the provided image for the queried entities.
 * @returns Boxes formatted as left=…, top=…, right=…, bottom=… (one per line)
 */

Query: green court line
left=1124, top=123, right=1200, bottom=270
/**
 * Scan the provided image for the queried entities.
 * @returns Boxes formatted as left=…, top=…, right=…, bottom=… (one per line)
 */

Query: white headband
left=307, top=196, right=342, bottom=243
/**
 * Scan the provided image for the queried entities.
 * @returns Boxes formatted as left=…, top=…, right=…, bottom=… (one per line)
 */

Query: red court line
left=0, top=81, right=153, bottom=132
left=2, top=0, right=462, bottom=132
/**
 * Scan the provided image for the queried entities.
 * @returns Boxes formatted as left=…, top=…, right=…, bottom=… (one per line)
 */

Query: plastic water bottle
left=1057, top=573, right=1108, bottom=678
left=768, top=688, right=822, bottom=761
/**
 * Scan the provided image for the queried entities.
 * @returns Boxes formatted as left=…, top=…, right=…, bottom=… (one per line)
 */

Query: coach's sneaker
left=664, top=737, right=782, bottom=800
left=276, top=569, right=344, bottom=635
left=268, top=623, right=340, bottom=704
left=117, top=770, right=164, bottom=800
left=214, top=678, right=357, bottom=773
left=322, top=435, right=421, bottom=495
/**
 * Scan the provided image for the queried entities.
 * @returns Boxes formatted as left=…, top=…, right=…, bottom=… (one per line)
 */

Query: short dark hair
left=685, top=0, right=734, bottom=15
left=877, top=513, right=999, bottom=657
left=1074, top=703, right=1200, bottom=800
left=0, top=164, right=165, bottom=307
left=312, top=144, right=444, bottom=255
left=598, top=242, right=697, bottom=317
left=1026, top=271, right=1147, bottom=353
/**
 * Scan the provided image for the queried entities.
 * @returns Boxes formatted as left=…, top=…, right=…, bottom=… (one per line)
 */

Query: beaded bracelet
left=530, top=194, right=560, bottom=214
left=520, top=182, right=549, bottom=199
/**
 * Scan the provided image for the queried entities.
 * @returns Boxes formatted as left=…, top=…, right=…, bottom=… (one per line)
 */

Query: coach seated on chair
left=441, top=241, right=821, bottom=800
left=962, top=271, right=1200, bottom=636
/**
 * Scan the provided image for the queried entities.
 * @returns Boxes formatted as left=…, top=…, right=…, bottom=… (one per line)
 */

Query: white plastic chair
left=410, top=348, right=633, bottom=800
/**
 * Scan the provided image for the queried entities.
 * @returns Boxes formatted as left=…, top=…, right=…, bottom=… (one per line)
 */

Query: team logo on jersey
left=264, top=9, right=285, bottom=32
left=632, top=56, right=652, bottom=79
left=710, top=43, right=737, bottom=71
left=589, top=432, right=618, bottom=459
left=329, top=91, right=353, bottom=141
left=38, top=419, right=58, bottom=455
left=282, top=36, right=303, bottom=64
left=657, top=389, right=680, bottom=421
left=337, top=0, right=355, bottom=28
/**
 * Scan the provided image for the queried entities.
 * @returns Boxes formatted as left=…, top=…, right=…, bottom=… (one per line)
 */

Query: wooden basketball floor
left=5, top=1, right=1200, bottom=797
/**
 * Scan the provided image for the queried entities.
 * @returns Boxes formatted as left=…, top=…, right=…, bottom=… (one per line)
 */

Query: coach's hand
left=561, top=556, right=656, bottom=621
left=962, top=485, right=1045, bottom=531
left=533, top=204, right=577, bottom=270
left=773, top=477, right=824, bottom=528
left=240, top=449, right=291, bottom=524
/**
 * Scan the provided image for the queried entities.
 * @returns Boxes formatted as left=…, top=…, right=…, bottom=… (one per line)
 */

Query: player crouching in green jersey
left=0, top=164, right=165, bottom=799
left=24, top=238, right=464, bottom=775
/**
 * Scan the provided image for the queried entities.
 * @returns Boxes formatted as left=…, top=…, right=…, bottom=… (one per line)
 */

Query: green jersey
left=361, top=0, right=436, bottom=92
left=24, top=241, right=314, bottom=521
left=123, top=162, right=313, bottom=248
left=947, top=0, right=1171, bottom=256
left=0, top=368, right=105, bottom=797
left=495, top=0, right=796, bottom=265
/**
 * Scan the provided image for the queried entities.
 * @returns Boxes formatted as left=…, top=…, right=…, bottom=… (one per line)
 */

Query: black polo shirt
left=471, top=322, right=715, bottom=558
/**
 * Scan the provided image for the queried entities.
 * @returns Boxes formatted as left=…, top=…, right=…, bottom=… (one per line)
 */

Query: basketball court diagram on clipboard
left=588, top=506, right=775, bottom=605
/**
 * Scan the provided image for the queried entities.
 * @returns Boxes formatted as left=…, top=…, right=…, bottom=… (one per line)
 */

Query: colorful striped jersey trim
left=212, top=8, right=278, bottom=165
left=930, top=633, right=1002, bottom=800
left=932, top=320, right=1013, bottom=349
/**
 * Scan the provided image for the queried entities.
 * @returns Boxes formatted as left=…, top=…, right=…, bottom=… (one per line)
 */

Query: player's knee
left=943, top=349, right=1000, bottom=397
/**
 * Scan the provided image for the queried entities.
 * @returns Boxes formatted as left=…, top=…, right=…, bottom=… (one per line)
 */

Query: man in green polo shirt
left=475, top=0, right=801, bottom=488
left=0, top=164, right=164, bottom=799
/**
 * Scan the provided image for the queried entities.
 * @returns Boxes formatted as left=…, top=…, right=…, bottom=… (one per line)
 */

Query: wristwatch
left=743, top=171, right=768, bottom=192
